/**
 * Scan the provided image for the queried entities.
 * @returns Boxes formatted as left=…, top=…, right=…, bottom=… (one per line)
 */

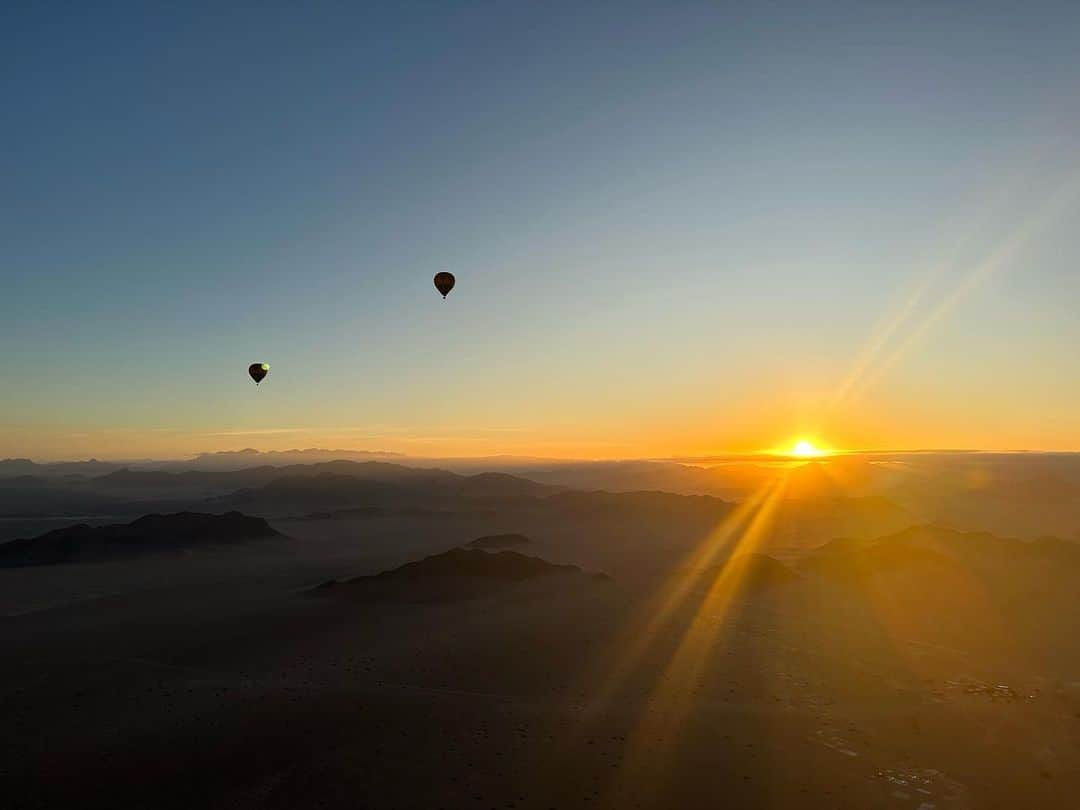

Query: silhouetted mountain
left=0, top=478, right=125, bottom=517
left=466, top=533, right=532, bottom=549
left=707, top=553, right=801, bottom=589
left=316, top=548, right=595, bottom=602
left=519, top=457, right=882, bottom=499
left=293, top=505, right=492, bottom=521
left=545, top=489, right=735, bottom=520
left=217, top=475, right=419, bottom=513
left=175, top=448, right=405, bottom=470
left=0, top=475, right=49, bottom=488
left=763, top=495, right=914, bottom=551
left=511, top=453, right=1080, bottom=537
left=522, top=460, right=753, bottom=497
left=0, top=458, right=38, bottom=477
left=48, top=459, right=132, bottom=476
left=0, top=458, right=130, bottom=478
left=801, top=524, right=1080, bottom=591
left=216, top=468, right=558, bottom=514
left=790, top=523, right=1080, bottom=662
left=92, top=469, right=198, bottom=489
left=375, top=548, right=580, bottom=582
left=88, top=460, right=552, bottom=495
left=1026, top=533, right=1080, bottom=562
left=4, top=452, right=1078, bottom=543
left=0, top=511, right=281, bottom=567
left=86, top=466, right=288, bottom=496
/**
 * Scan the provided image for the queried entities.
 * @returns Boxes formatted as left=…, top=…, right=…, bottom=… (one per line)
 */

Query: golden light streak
left=583, top=479, right=782, bottom=715
left=827, top=269, right=935, bottom=411
left=604, top=471, right=791, bottom=805
left=849, top=174, right=1080, bottom=407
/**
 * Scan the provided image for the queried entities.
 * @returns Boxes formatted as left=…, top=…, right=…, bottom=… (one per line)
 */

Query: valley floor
left=2, top=513, right=1079, bottom=809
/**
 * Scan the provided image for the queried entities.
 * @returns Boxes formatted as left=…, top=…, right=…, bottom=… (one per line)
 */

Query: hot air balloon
left=248, top=363, right=269, bottom=385
left=433, top=271, right=455, bottom=299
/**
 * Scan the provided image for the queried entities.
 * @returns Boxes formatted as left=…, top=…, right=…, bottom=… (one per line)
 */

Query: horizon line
left=5, top=446, right=1080, bottom=466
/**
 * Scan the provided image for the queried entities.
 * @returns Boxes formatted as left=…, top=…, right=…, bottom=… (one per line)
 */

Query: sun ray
left=585, top=478, right=782, bottom=713
left=603, top=470, right=792, bottom=805
left=842, top=171, right=1080, bottom=406
left=827, top=269, right=936, bottom=411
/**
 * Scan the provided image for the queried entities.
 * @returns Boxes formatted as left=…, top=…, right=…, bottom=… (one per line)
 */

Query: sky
left=3, top=2, right=1080, bottom=461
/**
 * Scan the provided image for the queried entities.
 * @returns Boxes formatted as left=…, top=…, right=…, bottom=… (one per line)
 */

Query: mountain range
left=0, top=511, right=281, bottom=567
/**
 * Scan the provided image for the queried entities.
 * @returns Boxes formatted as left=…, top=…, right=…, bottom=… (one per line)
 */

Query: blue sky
left=3, top=2, right=1080, bottom=459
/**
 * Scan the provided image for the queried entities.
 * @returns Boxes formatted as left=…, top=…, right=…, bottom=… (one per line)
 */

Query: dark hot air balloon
left=248, top=363, right=269, bottom=385
left=433, top=271, right=455, bottom=299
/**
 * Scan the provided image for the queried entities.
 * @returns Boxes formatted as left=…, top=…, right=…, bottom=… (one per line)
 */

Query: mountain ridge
left=0, top=511, right=281, bottom=567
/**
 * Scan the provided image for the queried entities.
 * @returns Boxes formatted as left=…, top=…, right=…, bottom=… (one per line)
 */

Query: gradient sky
left=3, top=2, right=1080, bottom=460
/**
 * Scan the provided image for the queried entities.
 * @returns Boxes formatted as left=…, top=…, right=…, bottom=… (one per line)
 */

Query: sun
left=790, top=439, right=827, bottom=458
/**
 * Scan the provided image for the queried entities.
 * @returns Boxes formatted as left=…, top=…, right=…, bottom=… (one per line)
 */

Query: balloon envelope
left=433, top=271, right=455, bottom=298
left=248, top=363, right=269, bottom=385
